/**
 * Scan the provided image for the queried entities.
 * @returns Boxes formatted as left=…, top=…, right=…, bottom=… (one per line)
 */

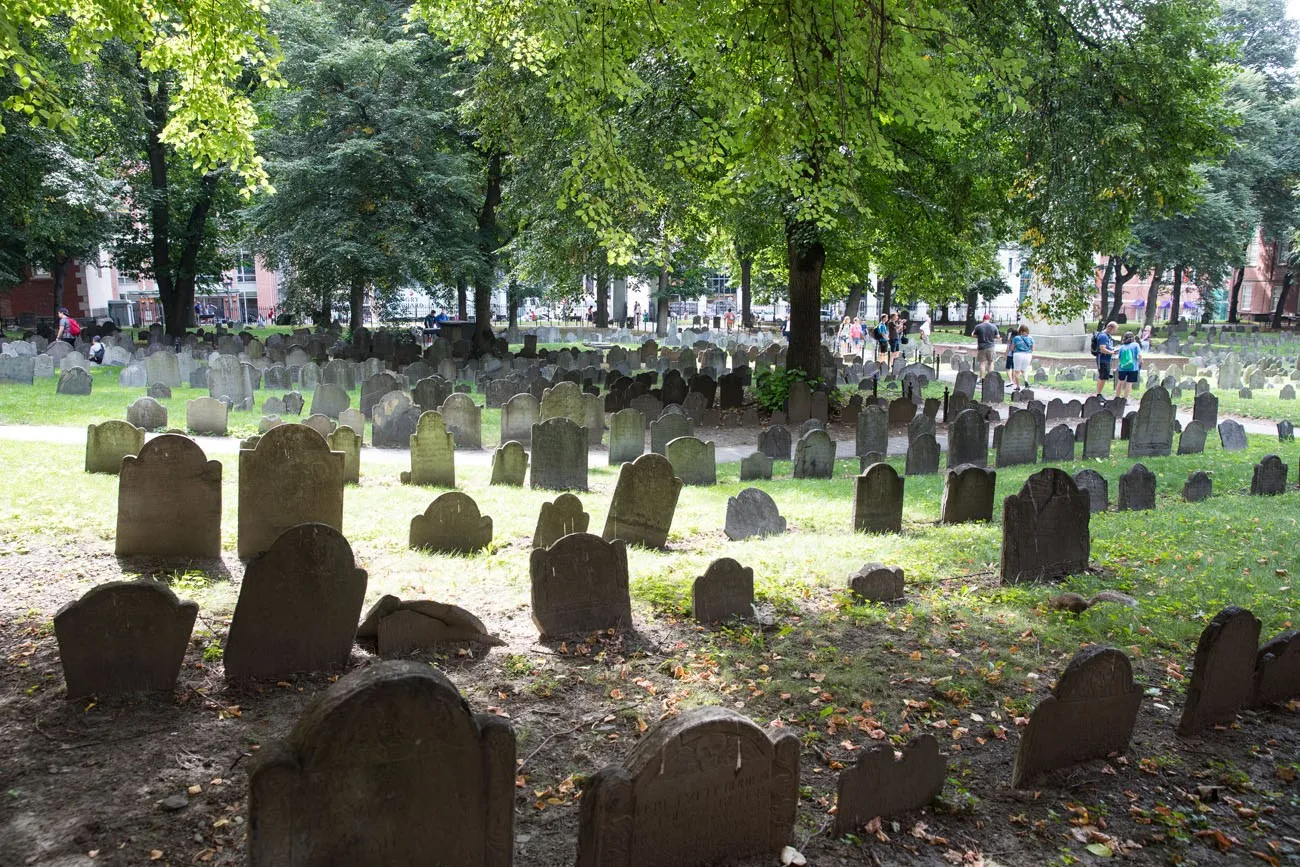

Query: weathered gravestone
left=996, top=409, right=1038, bottom=467
left=145, top=350, right=181, bottom=388
left=848, top=563, right=905, bottom=602
left=947, top=408, right=988, bottom=468
left=759, top=424, right=793, bottom=460
left=301, top=413, right=336, bottom=439
left=1128, top=387, right=1174, bottom=457
left=786, top=380, right=812, bottom=424
left=0, top=354, right=35, bottom=384
left=1193, top=391, right=1219, bottom=430
left=887, top=396, right=915, bottom=425
left=440, top=392, right=483, bottom=449
left=490, top=441, right=529, bottom=487
left=940, top=465, right=996, bottom=524
left=237, top=424, right=345, bottom=560
left=327, top=426, right=361, bottom=485
left=1082, top=409, right=1114, bottom=459
left=834, top=735, right=945, bottom=834
left=603, top=453, right=682, bottom=548
left=1117, top=463, right=1156, bottom=511
left=607, top=407, right=646, bottom=465
left=1278, top=420, right=1295, bottom=442
left=650, top=412, right=693, bottom=455
left=533, top=493, right=589, bottom=549
left=792, top=429, right=835, bottom=479
left=576, top=706, right=798, bottom=867
left=855, top=405, right=888, bottom=458
left=1177, top=419, right=1207, bottom=455
left=401, top=411, right=456, bottom=488
left=359, top=372, right=401, bottom=418
left=691, top=557, right=754, bottom=622
left=1251, top=454, right=1288, bottom=495
left=225, top=523, right=367, bottom=679
left=500, top=392, right=539, bottom=445
left=372, top=391, right=422, bottom=448
left=126, top=395, right=168, bottom=431
left=207, top=355, right=252, bottom=409
left=1217, top=419, right=1248, bottom=451
left=1010, top=646, right=1142, bottom=788
left=338, top=405, right=363, bottom=436
left=356, top=596, right=502, bottom=657
left=117, top=434, right=221, bottom=558
left=84, top=419, right=144, bottom=474
left=410, top=491, right=493, bottom=554
left=146, top=381, right=172, bottom=400
left=724, top=488, right=786, bottom=541
left=981, top=372, right=1005, bottom=404
left=247, top=661, right=514, bottom=866
left=1002, top=468, right=1090, bottom=583
left=666, top=436, right=716, bottom=486
left=53, top=581, right=197, bottom=698
left=853, top=463, right=904, bottom=533
left=905, top=433, right=940, bottom=476
left=531, top=417, right=588, bottom=491
left=412, top=375, right=453, bottom=416
left=57, top=366, right=92, bottom=395
left=1183, top=470, right=1213, bottom=503
left=1042, top=424, right=1075, bottom=461
left=530, top=533, right=632, bottom=637
left=1072, top=468, right=1109, bottom=513
left=1254, top=631, right=1300, bottom=707
left=310, top=383, right=351, bottom=420
left=740, top=450, right=774, bottom=481
left=1178, top=607, right=1262, bottom=735
left=539, top=379, right=586, bottom=424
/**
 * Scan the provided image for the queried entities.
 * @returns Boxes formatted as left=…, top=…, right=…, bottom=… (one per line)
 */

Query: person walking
left=917, top=310, right=932, bottom=347
left=1115, top=331, right=1140, bottom=399
left=874, top=314, right=890, bottom=364
left=1093, top=321, right=1119, bottom=396
left=972, top=313, right=999, bottom=378
left=849, top=316, right=863, bottom=357
left=1009, top=324, right=1034, bottom=390
left=55, top=307, right=79, bottom=347
left=837, top=316, right=852, bottom=355
left=1138, top=324, right=1152, bottom=352
left=888, top=311, right=903, bottom=364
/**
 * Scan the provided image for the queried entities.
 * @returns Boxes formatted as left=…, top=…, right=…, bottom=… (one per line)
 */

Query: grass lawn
left=1036, top=370, right=1300, bottom=424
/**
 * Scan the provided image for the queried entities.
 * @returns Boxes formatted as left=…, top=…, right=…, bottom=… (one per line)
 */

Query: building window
left=235, top=258, right=256, bottom=284
left=1241, top=279, right=1254, bottom=311
left=706, top=272, right=730, bottom=295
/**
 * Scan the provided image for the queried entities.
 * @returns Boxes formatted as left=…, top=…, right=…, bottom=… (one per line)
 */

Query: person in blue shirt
left=1009, top=325, right=1034, bottom=390
left=1115, top=331, right=1141, bottom=399
left=1094, top=321, right=1118, bottom=396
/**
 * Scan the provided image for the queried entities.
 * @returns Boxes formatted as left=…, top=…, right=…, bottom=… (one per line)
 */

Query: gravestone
left=603, top=453, right=682, bottom=549
left=792, top=429, right=835, bottom=479
left=1082, top=409, right=1114, bottom=459
left=848, top=563, right=905, bottom=602
left=691, top=558, right=754, bottom=622
left=953, top=369, right=977, bottom=396
left=117, top=434, right=221, bottom=557
left=539, top=379, right=586, bottom=424
left=53, top=581, right=198, bottom=698
left=356, top=597, right=502, bottom=657
left=84, top=420, right=144, bottom=474
left=1278, top=420, right=1294, bottom=442
left=372, top=391, right=422, bottom=448
left=1251, top=454, right=1288, bottom=495
left=145, top=350, right=182, bottom=388
left=1217, top=419, right=1248, bottom=451
left=1192, top=391, right=1219, bottom=430
left=666, top=436, right=716, bottom=485
left=907, top=413, right=935, bottom=444
left=283, top=391, right=305, bottom=416
left=608, top=408, right=646, bottom=465
left=301, top=413, right=336, bottom=439
left=126, top=395, right=168, bottom=431
left=834, top=735, right=945, bottom=834
left=1178, top=607, right=1262, bottom=735
left=146, top=381, right=172, bottom=400
left=1177, top=419, right=1207, bottom=455
left=412, top=375, right=453, bottom=415
left=1183, top=470, right=1213, bottom=503
left=576, top=706, right=798, bottom=867
left=946, top=408, right=988, bottom=468
left=724, top=488, right=786, bottom=541
left=887, top=396, right=915, bottom=425
left=1001, top=468, right=1090, bottom=583
left=740, top=451, right=774, bottom=481
left=237, top=425, right=345, bottom=560
left=440, top=393, right=483, bottom=449
left=759, top=424, right=793, bottom=460
left=310, top=383, right=351, bottom=420
left=530, top=533, right=632, bottom=637
left=262, top=396, right=286, bottom=417
left=402, top=411, right=456, bottom=488
left=360, top=372, right=401, bottom=417
left=905, top=433, right=940, bottom=476
left=207, top=355, right=253, bottom=409
left=0, top=354, right=35, bottom=384
left=327, top=426, right=361, bottom=485
left=1010, top=646, right=1142, bottom=788
left=1117, top=463, right=1156, bottom=511
left=246, top=661, right=514, bottom=866
left=1042, top=424, right=1075, bottom=461
left=1254, top=631, right=1300, bottom=707
left=940, top=465, right=996, bottom=524
left=786, top=380, right=812, bottom=423
left=1072, top=469, right=1109, bottom=513
left=533, top=493, right=590, bottom=549
left=490, top=441, right=529, bottom=486
left=853, top=463, right=904, bottom=533
left=797, top=418, right=825, bottom=439
left=410, top=491, right=493, bottom=554
left=225, top=523, right=367, bottom=679
left=1128, top=387, right=1174, bottom=457
left=501, top=392, right=539, bottom=444
left=650, top=412, right=693, bottom=455
left=531, top=417, right=588, bottom=491
left=57, top=367, right=92, bottom=395
left=981, top=372, right=1005, bottom=404
left=996, top=409, right=1038, bottom=467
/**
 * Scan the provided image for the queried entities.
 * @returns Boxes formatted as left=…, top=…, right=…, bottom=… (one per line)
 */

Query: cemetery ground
left=0, top=380, right=1298, bottom=866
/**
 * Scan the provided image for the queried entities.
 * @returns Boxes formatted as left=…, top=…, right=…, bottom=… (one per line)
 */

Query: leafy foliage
left=753, top=368, right=824, bottom=414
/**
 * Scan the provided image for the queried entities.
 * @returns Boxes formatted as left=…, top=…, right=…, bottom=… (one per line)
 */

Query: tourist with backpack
left=1092, top=321, right=1118, bottom=397
left=56, top=307, right=80, bottom=347
left=1115, top=331, right=1140, bottom=399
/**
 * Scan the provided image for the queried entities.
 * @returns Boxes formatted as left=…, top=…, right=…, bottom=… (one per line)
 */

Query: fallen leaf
left=150, top=851, right=163, bottom=861
left=1086, top=843, right=1113, bottom=858
left=780, top=845, right=807, bottom=866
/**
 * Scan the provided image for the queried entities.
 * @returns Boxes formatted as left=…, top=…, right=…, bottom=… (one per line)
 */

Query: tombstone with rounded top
left=691, top=557, right=754, bottom=622
left=1178, top=607, right=1262, bottom=735
left=534, top=492, right=589, bottom=549
left=237, top=425, right=345, bottom=560
left=724, top=487, right=785, bottom=540
left=853, top=463, right=904, bottom=533
left=835, top=735, right=946, bottom=834
left=126, top=395, right=168, bottom=431
left=1117, top=463, right=1156, bottom=511
left=440, top=392, right=483, bottom=449
left=85, top=419, right=144, bottom=474
left=650, top=412, right=693, bottom=456
left=666, top=436, right=716, bottom=486
left=117, top=434, right=221, bottom=557
left=905, top=433, right=940, bottom=476
left=759, top=424, right=793, bottom=460
left=1128, top=386, right=1174, bottom=457
left=1254, top=631, right=1300, bottom=707
left=1217, top=419, right=1248, bottom=451
left=1251, top=454, right=1288, bottom=495
left=530, top=533, right=632, bottom=637
left=490, top=440, right=529, bottom=486
left=327, top=425, right=361, bottom=484
left=1182, top=470, right=1212, bottom=502
left=372, top=391, right=422, bottom=448
left=740, top=450, right=773, bottom=481
left=603, top=453, right=683, bottom=548
left=301, top=413, right=335, bottom=439
left=1001, top=468, right=1090, bottom=583
left=401, top=411, right=456, bottom=488
left=531, top=416, right=588, bottom=491
left=1072, top=468, right=1109, bottom=514
left=940, top=465, right=996, bottom=524
left=410, top=491, right=493, bottom=554
left=1177, top=419, right=1207, bottom=455
left=57, top=366, right=93, bottom=395
left=848, top=563, right=905, bottom=602
left=947, top=408, right=988, bottom=468
left=792, top=428, right=835, bottom=479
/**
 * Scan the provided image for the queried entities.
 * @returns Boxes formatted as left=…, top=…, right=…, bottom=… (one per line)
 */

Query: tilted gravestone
left=225, top=523, right=367, bottom=680
left=500, top=392, right=539, bottom=444
left=740, top=450, right=774, bottom=481
left=608, top=408, right=646, bottom=465
left=759, top=424, right=793, bottom=460
left=440, top=392, right=483, bottom=449
left=792, top=429, right=835, bottom=479
left=117, top=434, right=221, bottom=558
left=410, top=491, right=493, bottom=554
left=853, top=463, right=904, bottom=533
left=533, top=492, right=589, bottom=549
left=490, top=440, right=529, bottom=487
left=666, top=436, right=716, bottom=485
left=1042, top=424, right=1075, bottom=461
left=53, top=581, right=197, bottom=698
left=1183, top=470, right=1213, bottom=502
left=1072, top=468, right=1108, bottom=514
left=1002, top=468, right=1090, bottom=583
left=940, top=465, right=995, bottom=524
left=1177, top=419, right=1207, bottom=455
left=724, top=488, right=786, bottom=541
left=692, top=557, right=754, bottom=622
left=531, top=417, right=588, bottom=491
left=650, top=412, right=693, bottom=455
left=1117, top=463, right=1156, bottom=511
left=1254, top=631, right=1300, bottom=707
left=1082, top=409, right=1115, bottom=459
left=848, top=563, right=905, bottom=602
left=357, top=596, right=502, bottom=657
left=530, top=533, right=632, bottom=637
left=85, top=419, right=144, bottom=474
left=1011, top=646, right=1142, bottom=788
left=247, top=661, right=514, bottom=866
left=402, top=411, right=456, bottom=488
left=359, top=372, right=401, bottom=418
left=57, top=366, right=93, bottom=395
left=1178, top=607, right=1262, bottom=735
left=995, top=409, right=1037, bottom=467
left=905, top=433, right=940, bottom=476
left=834, top=735, right=946, bottom=834
left=237, top=424, right=345, bottom=560
left=576, top=706, right=798, bottom=867
left=1251, top=454, right=1288, bottom=495
left=953, top=369, right=977, bottom=396
left=371, top=391, right=421, bottom=448
left=947, top=408, right=988, bottom=468
left=327, top=426, right=361, bottom=485
left=603, top=453, right=682, bottom=548
left=1127, top=386, right=1174, bottom=457
left=1217, top=419, right=1248, bottom=451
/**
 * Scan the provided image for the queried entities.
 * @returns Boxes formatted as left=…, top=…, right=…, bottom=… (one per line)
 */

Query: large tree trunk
left=594, top=263, right=608, bottom=328
left=313, top=294, right=333, bottom=328
left=785, top=220, right=825, bottom=375
left=348, top=278, right=365, bottom=332
left=1142, top=266, right=1161, bottom=328
left=1228, top=267, right=1244, bottom=323
left=507, top=278, right=520, bottom=330
left=740, top=257, right=753, bottom=328
left=472, top=150, right=503, bottom=354
left=51, top=256, right=67, bottom=316
left=878, top=275, right=894, bottom=317
left=1108, top=257, right=1133, bottom=321
left=456, top=278, right=468, bottom=320
left=1272, top=268, right=1293, bottom=329
left=656, top=265, right=670, bottom=338
left=1169, top=266, right=1183, bottom=326
left=963, top=287, right=977, bottom=336
left=844, top=282, right=863, bottom=326
left=1098, top=257, right=1114, bottom=319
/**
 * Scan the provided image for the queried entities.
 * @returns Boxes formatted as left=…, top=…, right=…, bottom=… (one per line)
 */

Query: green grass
left=1034, top=370, right=1300, bottom=423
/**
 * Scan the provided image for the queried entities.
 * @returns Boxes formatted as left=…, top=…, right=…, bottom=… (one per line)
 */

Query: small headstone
left=848, top=563, right=905, bottom=602
left=1128, top=387, right=1174, bottom=457
left=57, top=367, right=93, bottom=395
left=666, top=436, right=716, bottom=485
left=739, top=450, right=774, bottom=481
left=853, top=463, right=904, bottom=533
left=146, top=381, right=172, bottom=400
left=490, top=441, right=529, bottom=486
left=440, top=392, right=483, bottom=449
left=1193, top=391, right=1219, bottom=429
left=1072, top=469, right=1109, bottom=514
left=724, top=488, right=786, bottom=540
left=650, top=412, right=693, bottom=455
left=1278, top=420, right=1294, bottom=442
left=1178, top=607, right=1262, bottom=735
left=327, top=426, right=361, bottom=485
left=301, top=413, right=336, bottom=439
left=996, top=409, right=1038, bottom=467
left=608, top=408, right=646, bottom=465
left=1117, top=463, right=1156, bottom=511
left=530, top=533, right=632, bottom=637
left=410, top=491, right=493, bottom=554
left=946, top=408, right=988, bottom=468
left=237, top=425, right=345, bottom=560
left=603, top=453, right=682, bottom=548
left=691, top=557, right=754, bottom=622
left=531, top=417, right=588, bottom=491
left=185, top=396, right=229, bottom=435
left=117, top=434, right=222, bottom=558
left=1082, top=409, right=1114, bottom=459
left=1041, top=424, right=1075, bottom=461
left=402, top=411, right=456, bottom=488
left=792, top=429, right=835, bottom=479
left=759, top=424, right=793, bottom=460
left=1254, top=631, right=1300, bottom=707
left=310, top=383, right=351, bottom=419
left=533, top=493, right=590, bottom=549
left=356, top=596, right=502, bottom=657
left=1251, top=454, right=1288, bottom=495
left=1177, top=419, right=1207, bottom=455
left=904, top=433, right=940, bottom=476
left=940, top=465, right=996, bottom=524
left=1002, top=468, right=1090, bottom=583
left=1182, top=470, right=1213, bottom=503
left=834, top=735, right=946, bottom=834
left=85, top=420, right=144, bottom=474
left=1217, top=419, right=1248, bottom=451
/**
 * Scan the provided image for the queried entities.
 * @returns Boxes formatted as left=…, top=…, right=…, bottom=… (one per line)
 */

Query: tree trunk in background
left=1169, top=267, right=1183, bottom=327
left=595, top=264, right=609, bottom=327
left=1143, top=267, right=1161, bottom=328
left=456, top=278, right=468, bottom=321
left=313, top=295, right=332, bottom=327
left=878, top=275, right=894, bottom=316
left=1228, top=267, right=1244, bottom=323
left=507, top=278, right=520, bottom=330
left=51, top=256, right=67, bottom=316
left=740, top=257, right=753, bottom=328
left=655, top=265, right=670, bottom=338
left=472, top=150, right=503, bottom=354
left=844, top=282, right=863, bottom=325
left=784, top=220, right=826, bottom=375
left=963, top=287, right=977, bottom=336
left=1272, top=268, right=1293, bottom=329
left=348, top=278, right=364, bottom=332
left=1108, top=257, right=1133, bottom=321
left=1098, top=257, right=1114, bottom=319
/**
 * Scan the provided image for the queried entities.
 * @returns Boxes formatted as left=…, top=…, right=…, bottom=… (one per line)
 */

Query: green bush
left=753, top=367, right=830, bottom=413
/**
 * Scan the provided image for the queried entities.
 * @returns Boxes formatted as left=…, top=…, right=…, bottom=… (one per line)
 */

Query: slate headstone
left=1128, top=386, right=1174, bottom=457
left=117, top=434, right=221, bottom=558
left=692, top=558, right=755, bottom=623
left=724, top=488, right=786, bottom=541
left=905, top=433, right=940, bottom=476
left=1072, top=469, right=1108, bottom=514
left=1042, top=424, right=1075, bottom=461
left=531, top=417, right=588, bottom=491
left=603, top=453, right=682, bottom=548
left=410, top=491, right=493, bottom=554
left=1002, top=468, right=1091, bottom=583
left=853, top=463, right=904, bottom=534
left=940, top=465, right=996, bottom=524
left=608, top=408, right=646, bottom=465
left=533, top=493, right=590, bottom=549
left=759, top=424, right=793, bottom=461
left=1178, top=607, right=1262, bottom=735
left=666, top=436, right=716, bottom=486
left=946, top=408, right=988, bottom=468
left=237, top=425, right=345, bottom=560
left=1177, top=419, right=1207, bottom=455
left=848, top=563, right=905, bottom=602
left=1182, top=470, right=1213, bottom=503
left=490, top=441, right=529, bottom=487
left=1251, top=454, right=1288, bottom=495
left=1117, top=463, right=1156, bottom=511
left=792, top=429, right=835, bottom=479
left=834, top=735, right=945, bottom=834
left=402, top=411, right=456, bottom=488
left=530, top=533, right=632, bottom=638
left=740, top=450, right=774, bottom=481
left=1217, top=419, right=1248, bottom=451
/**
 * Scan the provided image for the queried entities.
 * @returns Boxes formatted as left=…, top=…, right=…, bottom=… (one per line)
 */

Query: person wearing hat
left=55, top=307, right=80, bottom=347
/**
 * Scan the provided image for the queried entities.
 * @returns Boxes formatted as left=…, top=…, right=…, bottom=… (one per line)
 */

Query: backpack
left=1089, top=331, right=1100, bottom=356
left=68, top=318, right=81, bottom=337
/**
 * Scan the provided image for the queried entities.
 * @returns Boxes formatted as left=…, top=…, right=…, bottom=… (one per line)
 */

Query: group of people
left=972, top=313, right=1036, bottom=390
left=1093, top=321, right=1153, bottom=400
left=836, top=310, right=929, bottom=364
